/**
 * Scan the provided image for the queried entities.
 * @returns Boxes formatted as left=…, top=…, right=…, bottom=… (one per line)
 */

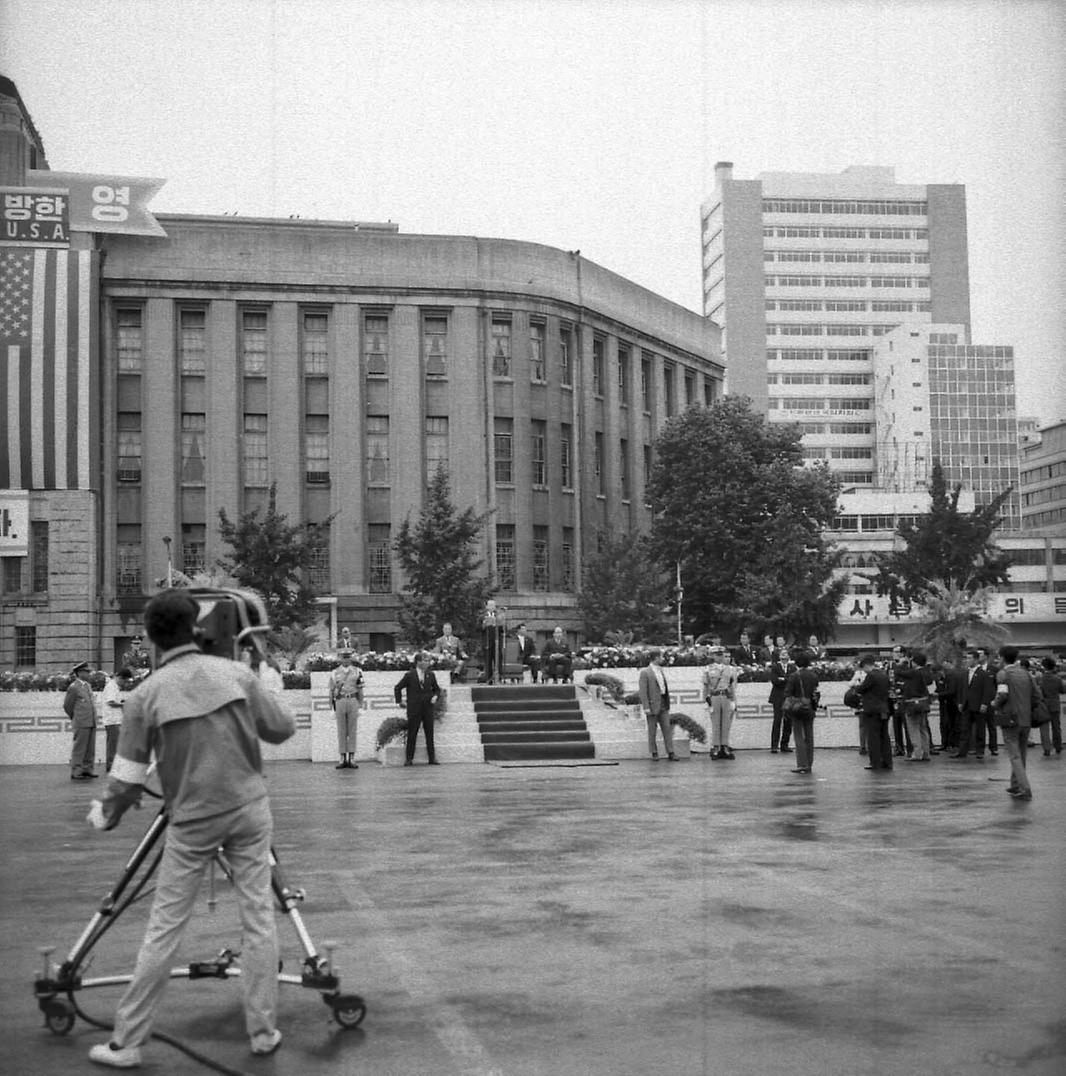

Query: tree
left=393, top=465, right=495, bottom=647
left=270, top=624, right=324, bottom=670
left=648, top=397, right=845, bottom=642
left=577, top=532, right=672, bottom=643
left=906, top=581, right=1009, bottom=666
left=874, top=461, right=1012, bottom=605
left=216, top=484, right=332, bottom=632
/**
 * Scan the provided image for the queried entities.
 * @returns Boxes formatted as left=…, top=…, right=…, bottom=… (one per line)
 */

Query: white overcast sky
left=3, top=0, right=1064, bottom=424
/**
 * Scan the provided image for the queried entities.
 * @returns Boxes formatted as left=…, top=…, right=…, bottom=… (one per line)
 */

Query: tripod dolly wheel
left=43, top=998, right=76, bottom=1035
left=330, top=994, right=367, bottom=1029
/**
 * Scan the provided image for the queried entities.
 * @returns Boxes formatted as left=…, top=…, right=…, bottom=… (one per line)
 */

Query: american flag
left=0, top=248, right=98, bottom=490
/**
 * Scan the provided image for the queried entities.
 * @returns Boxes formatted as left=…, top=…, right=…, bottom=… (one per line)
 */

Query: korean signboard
left=26, top=170, right=166, bottom=237
left=0, top=490, right=30, bottom=557
left=1, top=188, right=69, bottom=246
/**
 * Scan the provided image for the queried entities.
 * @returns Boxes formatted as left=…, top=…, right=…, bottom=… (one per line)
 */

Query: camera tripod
left=34, top=805, right=367, bottom=1037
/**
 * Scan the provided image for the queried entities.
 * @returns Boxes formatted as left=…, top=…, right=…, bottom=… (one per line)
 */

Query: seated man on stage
left=541, top=626, right=574, bottom=683
left=433, top=622, right=468, bottom=682
left=513, top=623, right=541, bottom=683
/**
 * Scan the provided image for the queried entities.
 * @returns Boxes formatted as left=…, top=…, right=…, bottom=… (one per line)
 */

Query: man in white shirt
left=100, top=667, right=131, bottom=773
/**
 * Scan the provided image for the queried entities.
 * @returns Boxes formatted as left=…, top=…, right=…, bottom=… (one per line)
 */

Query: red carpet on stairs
left=472, top=683, right=595, bottom=761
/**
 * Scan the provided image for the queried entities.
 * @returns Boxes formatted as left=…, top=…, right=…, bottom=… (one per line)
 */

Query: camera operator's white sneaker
left=250, top=1029, right=282, bottom=1055
left=89, top=1041, right=142, bottom=1067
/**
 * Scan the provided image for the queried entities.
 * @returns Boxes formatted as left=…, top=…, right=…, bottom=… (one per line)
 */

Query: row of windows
left=762, top=226, right=929, bottom=240
left=767, top=348, right=872, bottom=362
left=766, top=275, right=930, bottom=289
left=767, top=373, right=872, bottom=386
left=802, top=447, right=874, bottom=459
left=928, top=345, right=1015, bottom=359
left=117, top=305, right=715, bottom=403
left=1022, top=485, right=1066, bottom=508
left=795, top=422, right=873, bottom=435
left=765, top=250, right=929, bottom=264
left=769, top=398, right=873, bottom=411
left=1022, top=460, right=1066, bottom=484
left=832, top=513, right=922, bottom=532
left=1026, top=507, right=1066, bottom=527
left=766, top=300, right=930, bottom=313
left=767, top=324, right=908, bottom=337
left=763, top=199, right=927, bottom=216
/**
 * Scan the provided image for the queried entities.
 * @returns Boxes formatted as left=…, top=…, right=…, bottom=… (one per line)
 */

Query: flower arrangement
left=669, top=712, right=708, bottom=744
left=304, top=650, right=459, bottom=673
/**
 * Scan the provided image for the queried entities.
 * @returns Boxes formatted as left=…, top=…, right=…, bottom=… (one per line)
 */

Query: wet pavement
left=3, top=749, right=1065, bottom=1076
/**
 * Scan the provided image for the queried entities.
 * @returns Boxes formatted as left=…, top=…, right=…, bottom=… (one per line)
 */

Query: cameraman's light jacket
left=101, top=644, right=296, bottom=826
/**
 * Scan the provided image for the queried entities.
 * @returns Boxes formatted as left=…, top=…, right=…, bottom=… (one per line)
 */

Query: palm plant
left=907, top=581, right=1009, bottom=664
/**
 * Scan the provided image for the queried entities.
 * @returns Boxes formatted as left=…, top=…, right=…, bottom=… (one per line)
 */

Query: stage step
left=472, top=684, right=595, bottom=762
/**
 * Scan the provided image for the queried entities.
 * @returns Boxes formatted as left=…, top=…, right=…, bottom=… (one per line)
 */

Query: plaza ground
left=3, top=749, right=1064, bottom=1076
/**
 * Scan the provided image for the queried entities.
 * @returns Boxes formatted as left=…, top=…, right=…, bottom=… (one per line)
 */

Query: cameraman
left=86, top=589, right=295, bottom=1069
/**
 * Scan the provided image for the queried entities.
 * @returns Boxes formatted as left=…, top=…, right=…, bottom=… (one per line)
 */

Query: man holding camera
left=86, top=589, right=295, bottom=1068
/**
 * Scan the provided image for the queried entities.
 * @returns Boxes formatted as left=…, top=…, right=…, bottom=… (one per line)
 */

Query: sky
left=3, top=0, right=1064, bottom=425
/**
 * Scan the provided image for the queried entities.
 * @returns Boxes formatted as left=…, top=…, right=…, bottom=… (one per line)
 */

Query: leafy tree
left=648, top=397, right=845, bottom=642
left=577, top=531, right=672, bottom=643
left=393, top=465, right=495, bottom=647
left=874, top=461, right=1012, bottom=605
left=216, top=484, right=333, bottom=632
left=906, top=581, right=1009, bottom=665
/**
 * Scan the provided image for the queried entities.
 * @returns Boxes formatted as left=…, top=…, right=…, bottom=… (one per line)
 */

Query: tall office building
left=872, top=324, right=1021, bottom=526
left=701, top=164, right=971, bottom=487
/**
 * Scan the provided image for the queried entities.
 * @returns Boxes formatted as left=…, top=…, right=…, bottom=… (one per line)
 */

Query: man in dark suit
left=541, top=626, right=573, bottom=683
left=394, top=652, right=442, bottom=766
left=731, top=631, right=759, bottom=669
left=952, top=649, right=996, bottom=759
left=513, top=623, right=540, bottom=683
left=936, top=658, right=962, bottom=752
left=768, top=647, right=792, bottom=753
left=855, top=654, right=893, bottom=770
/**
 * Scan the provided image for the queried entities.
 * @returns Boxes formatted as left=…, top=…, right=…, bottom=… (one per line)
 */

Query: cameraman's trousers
left=112, top=797, right=278, bottom=1049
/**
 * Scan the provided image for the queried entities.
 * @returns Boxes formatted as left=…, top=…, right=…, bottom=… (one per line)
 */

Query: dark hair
left=795, top=651, right=812, bottom=668
left=911, top=651, right=927, bottom=666
left=117, top=666, right=133, bottom=679
left=999, top=645, right=1019, bottom=664
left=143, top=589, right=199, bottom=650
left=647, top=648, right=661, bottom=661
left=1020, top=657, right=1032, bottom=670
left=859, top=654, right=876, bottom=667
left=1042, top=656, right=1058, bottom=671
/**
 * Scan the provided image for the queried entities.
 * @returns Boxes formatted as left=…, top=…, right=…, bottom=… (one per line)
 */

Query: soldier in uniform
left=329, top=650, right=364, bottom=769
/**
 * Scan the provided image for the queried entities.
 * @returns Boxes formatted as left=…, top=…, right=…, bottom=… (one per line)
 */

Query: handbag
left=843, top=686, right=862, bottom=710
left=991, top=693, right=1018, bottom=729
left=1031, top=696, right=1052, bottom=727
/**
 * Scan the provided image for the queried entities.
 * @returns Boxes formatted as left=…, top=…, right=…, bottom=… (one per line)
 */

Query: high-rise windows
left=116, top=307, right=143, bottom=372
left=302, top=311, right=329, bottom=374
left=179, top=309, right=207, bottom=374
left=181, top=523, right=206, bottom=576
left=560, top=424, right=573, bottom=489
left=368, top=524, right=392, bottom=593
left=559, top=325, right=573, bottom=387
left=307, top=524, right=330, bottom=594
left=366, top=314, right=389, bottom=376
left=620, top=438, right=630, bottom=499
left=14, top=626, right=36, bottom=666
left=117, top=413, right=142, bottom=481
left=366, top=416, right=389, bottom=485
left=618, top=346, right=630, bottom=404
left=117, top=524, right=142, bottom=595
left=594, top=432, right=605, bottom=495
left=641, top=354, right=651, bottom=412
left=241, top=310, right=268, bottom=375
left=422, top=314, right=446, bottom=377
left=30, top=521, right=48, bottom=592
left=491, top=318, right=512, bottom=378
left=561, top=527, right=575, bottom=592
left=531, top=420, right=547, bottom=487
left=496, top=525, right=516, bottom=590
left=425, top=417, right=449, bottom=483
left=181, top=413, right=206, bottom=486
left=592, top=337, right=605, bottom=396
left=305, top=415, right=329, bottom=483
left=532, top=526, right=549, bottom=592
left=530, top=321, right=546, bottom=382
left=243, top=414, right=268, bottom=486
left=494, top=418, right=513, bottom=484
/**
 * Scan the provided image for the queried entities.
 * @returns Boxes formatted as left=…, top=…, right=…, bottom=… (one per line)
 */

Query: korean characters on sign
left=1, top=189, right=69, bottom=245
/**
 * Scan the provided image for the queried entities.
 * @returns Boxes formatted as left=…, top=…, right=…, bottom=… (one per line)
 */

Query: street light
left=162, top=536, right=173, bottom=588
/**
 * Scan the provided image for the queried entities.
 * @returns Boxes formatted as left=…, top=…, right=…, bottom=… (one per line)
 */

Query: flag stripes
left=0, top=248, right=97, bottom=490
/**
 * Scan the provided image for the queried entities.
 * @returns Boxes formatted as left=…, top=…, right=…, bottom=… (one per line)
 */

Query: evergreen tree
left=577, top=532, right=672, bottom=643
left=874, top=461, right=1012, bottom=606
left=393, top=465, right=495, bottom=646
left=216, top=484, right=332, bottom=632
left=648, top=397, right=845, bottom=642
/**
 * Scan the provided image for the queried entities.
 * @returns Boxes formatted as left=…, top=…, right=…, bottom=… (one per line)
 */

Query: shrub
left=584, top=671, right=625, bottom=701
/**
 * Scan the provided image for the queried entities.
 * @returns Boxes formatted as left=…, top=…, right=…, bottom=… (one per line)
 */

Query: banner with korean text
left=0, top=249, right=99, bottom=490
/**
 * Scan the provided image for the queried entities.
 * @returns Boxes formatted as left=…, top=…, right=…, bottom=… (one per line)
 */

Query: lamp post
left=162, top=536, right=173, bottom=588
left=675, top=562, right=683, bottom=649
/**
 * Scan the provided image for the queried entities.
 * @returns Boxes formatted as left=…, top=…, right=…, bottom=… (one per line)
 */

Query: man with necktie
left=638, top=649, right=676, bottom=761
left=394, top=652, right=442, bottom=766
